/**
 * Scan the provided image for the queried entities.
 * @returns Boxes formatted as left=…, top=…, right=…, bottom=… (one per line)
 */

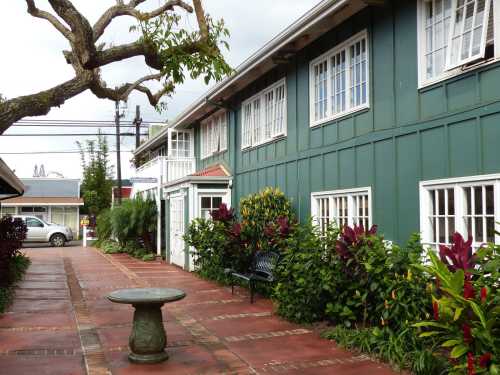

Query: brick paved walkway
left=0, top=246, right=397, bottom=375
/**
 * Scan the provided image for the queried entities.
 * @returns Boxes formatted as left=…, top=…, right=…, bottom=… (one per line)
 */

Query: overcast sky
left=0, top=0, right=320, bottom=180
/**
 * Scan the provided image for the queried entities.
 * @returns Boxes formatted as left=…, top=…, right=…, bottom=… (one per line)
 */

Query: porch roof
left=0, top=158, right=24, bottom=200
left=190, top=164, right=230, bottom=178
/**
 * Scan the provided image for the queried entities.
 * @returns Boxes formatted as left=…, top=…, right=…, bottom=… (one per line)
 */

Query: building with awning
left=0, top=178, right=83, bottom=237
left=0, top=158, right=24, bottom=200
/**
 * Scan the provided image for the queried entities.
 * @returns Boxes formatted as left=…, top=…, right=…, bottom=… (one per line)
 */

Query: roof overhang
left=135, top=0, right=372, bottom=154
left=1, top=197, right=84, bottom=206
left=163, top=175, right=231, bottom=191
left=0, top=158, right=24, bottom=201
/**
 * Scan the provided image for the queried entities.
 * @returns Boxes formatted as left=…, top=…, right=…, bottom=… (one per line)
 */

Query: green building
left=132, top=0, right=500, bottom=270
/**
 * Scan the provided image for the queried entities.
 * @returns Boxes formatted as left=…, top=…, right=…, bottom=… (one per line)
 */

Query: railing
left=134, top=156, right=195, bottom=184
left=165, top=157, right=195, bottom=183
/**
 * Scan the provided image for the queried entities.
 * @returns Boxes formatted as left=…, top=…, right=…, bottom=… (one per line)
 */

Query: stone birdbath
left=107, top=288, right=186, bottom=364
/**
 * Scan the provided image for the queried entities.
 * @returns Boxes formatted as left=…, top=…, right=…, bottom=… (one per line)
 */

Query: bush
left=95, top=196, right=157, bottom=256
left=322, top=326, right=449, bottom=375
left=0, top=216, right=30, bottom=313
left=185, top=188, right=297, bottom=286
left=413, top=234, right=499, bottom=374
left=273, top=220, right=338, bottom=323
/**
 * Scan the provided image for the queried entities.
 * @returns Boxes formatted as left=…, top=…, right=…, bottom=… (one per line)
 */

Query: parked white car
left=13, top=215, right=73, bottom=247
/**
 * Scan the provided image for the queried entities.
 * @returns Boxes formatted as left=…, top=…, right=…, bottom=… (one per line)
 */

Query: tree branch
left=192, top=0, right=208, bottom=41
left=0, top=72, right=93, bottom=135
left=47, top=0, right=97, bottom=67
left=89, top=75, right=174, bottom=107
left=93, top=0, right=193, bottom=42
left=119, top=73, right=162, bottom=101
left=25, top=0, right=73, bottom=42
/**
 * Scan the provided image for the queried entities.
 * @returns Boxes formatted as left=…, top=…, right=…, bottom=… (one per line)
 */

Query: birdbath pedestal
left=107, top=288, right=186, bottom=364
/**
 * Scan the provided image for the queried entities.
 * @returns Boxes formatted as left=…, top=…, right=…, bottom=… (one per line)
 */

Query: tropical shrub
left=96, top=196, right=157, bottom=251
left=239, top=187, right=295, bottom=254
left=414, top=233, right=499, bottom=375
left=323, top=325, right=450, bottom=375
left=273, top=220, right=338, bottom=322
left=0, top=216, right=30, bottom=313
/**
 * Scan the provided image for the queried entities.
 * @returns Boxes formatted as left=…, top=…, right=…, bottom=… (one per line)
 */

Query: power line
left=1, top=133, right=148, bottom=137
left=0, top=150, right=135, bottom=155
left=11, top=124, right=147, bottom=128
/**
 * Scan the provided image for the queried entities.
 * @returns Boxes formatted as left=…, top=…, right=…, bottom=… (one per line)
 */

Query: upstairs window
left=241, top=79, right=287, bottom=149
left=420, top=174, right=500, bottom=250
left=201, top=111, right=227, bottom=159
left=418, top=0, right=498, bottom=86
left=309, top=30, right=369, bottom=127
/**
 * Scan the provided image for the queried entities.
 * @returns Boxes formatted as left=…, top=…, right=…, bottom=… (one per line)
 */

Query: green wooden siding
left=190, top=0, right=500, bottom=244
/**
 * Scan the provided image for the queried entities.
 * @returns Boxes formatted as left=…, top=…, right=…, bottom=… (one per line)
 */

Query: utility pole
left=115, top=100, right=125, bottom=205
left=133, top=105, right=142, bottom=149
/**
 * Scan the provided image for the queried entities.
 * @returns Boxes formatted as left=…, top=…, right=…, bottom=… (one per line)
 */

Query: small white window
left=200, top=111, right=227, bottom=159
left=418, top=0, right=498, bottom=86
left=420, top=174, right=500, bottom=249
left=241, top=79, right=287, bottom=149
left=311, top=187, right=372, bottom=234
left=200, top=195, right=224, bottom=219
left=309, top=30, right=369, bottom=127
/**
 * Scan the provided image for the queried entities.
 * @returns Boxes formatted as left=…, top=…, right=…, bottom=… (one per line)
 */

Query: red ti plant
left=211, top=203, right=235, bottom=223
left=335, top=224, right=378, bottom=259
left=438, top=232, right=477, bottom=276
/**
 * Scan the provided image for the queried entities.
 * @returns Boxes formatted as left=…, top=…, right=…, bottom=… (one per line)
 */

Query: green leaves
left=450, top=344, right=468, bottom=359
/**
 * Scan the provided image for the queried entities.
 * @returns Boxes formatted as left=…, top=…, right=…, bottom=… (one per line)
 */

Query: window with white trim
left=200, top=195, right=223, bottom=219
left=311, top=188, right=372, bottom=234
left=200, top=111, right=227, bottom=159
left=309, top=30, right=369, bottom=127
left=241, top=79, right=287, bottom=149
left=420, top=174, right=500, bottom=249
left=418, top=0, right=498, bottom=86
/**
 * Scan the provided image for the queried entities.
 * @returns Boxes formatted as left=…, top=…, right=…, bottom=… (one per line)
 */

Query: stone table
left=107, top=287, right=186, bottom=364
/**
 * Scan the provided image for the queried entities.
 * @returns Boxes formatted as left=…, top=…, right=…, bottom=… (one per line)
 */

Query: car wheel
left=50, top=233, right=66, bottom=247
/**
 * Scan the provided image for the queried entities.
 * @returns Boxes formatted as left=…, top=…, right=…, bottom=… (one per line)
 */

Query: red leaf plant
left=467, top=352, right=476, bottom=375
left=463, top=323, right=473, bottom=344
left=463, top=279, right=476, bottom=299
left=439, top=232, right=477, bottom=276
left=480, top=287, right=487, bottom=303
left=211, top=203, right=235, bottom=223
left=479, top=353, right=492, bottom=369
left=335, top=224, right=378, bottom=259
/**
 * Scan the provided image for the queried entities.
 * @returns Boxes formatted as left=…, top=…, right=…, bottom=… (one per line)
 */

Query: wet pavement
left=0, top=246, right=397, bottom=374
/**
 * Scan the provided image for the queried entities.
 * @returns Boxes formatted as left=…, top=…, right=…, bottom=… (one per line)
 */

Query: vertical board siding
left=191, top=0, right=500, bottom=244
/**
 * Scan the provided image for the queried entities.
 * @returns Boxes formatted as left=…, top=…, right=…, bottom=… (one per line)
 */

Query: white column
left=156, top=157, right=162, bottom=257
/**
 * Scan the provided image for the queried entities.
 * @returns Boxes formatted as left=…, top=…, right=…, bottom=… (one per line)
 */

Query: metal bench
left=226, top=251, right=279, bottom=303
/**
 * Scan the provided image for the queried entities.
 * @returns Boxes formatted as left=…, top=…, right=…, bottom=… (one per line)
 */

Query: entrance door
left=169, top=196, right=185, bottom=268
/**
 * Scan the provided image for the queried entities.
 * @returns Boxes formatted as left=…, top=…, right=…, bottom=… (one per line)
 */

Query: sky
left=0, top=0, right=320, bottom=180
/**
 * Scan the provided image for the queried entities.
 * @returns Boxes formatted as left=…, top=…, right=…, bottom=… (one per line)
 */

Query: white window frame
left=196, top=190, right=231, bottom=219
left=311, top=187, right=372, bottom=233
left=309, top=30, right=370, bottom=128
left=241, top=78, right=287, bottom=150
left=417, top=0, right=500, bottom=88
left=419, top=173, right=500, bottom=249
left=200, top=110, right=228, bottom=159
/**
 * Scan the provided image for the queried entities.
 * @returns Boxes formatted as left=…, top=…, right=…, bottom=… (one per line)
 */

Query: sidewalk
left=0, top=246, right=397, bottom=375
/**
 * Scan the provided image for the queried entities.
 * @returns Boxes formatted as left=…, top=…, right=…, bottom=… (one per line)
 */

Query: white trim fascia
left=308, top=29, right=370, bottom=127
left=419, top=173, right=500, bottom=188
left=311, top=186, right=372, bottom=198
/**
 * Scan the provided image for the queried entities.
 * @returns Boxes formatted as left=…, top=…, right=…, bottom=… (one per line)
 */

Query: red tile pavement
left=0, top=246, right=398, bottom=375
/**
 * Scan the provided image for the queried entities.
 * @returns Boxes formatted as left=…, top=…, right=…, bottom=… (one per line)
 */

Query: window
left=0, top=206, right=16, bottom=216
left=21, top=206, right=47, bottom=220
left=200, top=196, right=224, bottom=219
left=420, top=174, right=500, bottom=249
left=170, top=132, right=191, bottom=158
left=201, top=111, right=227, bottom=159
left=51, top=206, right=78, bottom=233
left=26, top=217, right=44, bottom=228
left=311, top=187, right=372, bottom=234
left=309, top=31, right=369, bottom=126
left=241, top=79, right=287, bottom=149
left=418, top=0, right=498, bottom=86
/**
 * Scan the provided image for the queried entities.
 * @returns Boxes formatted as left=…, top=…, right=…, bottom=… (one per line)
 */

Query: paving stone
left=0, top=246, right=397, bottom=375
